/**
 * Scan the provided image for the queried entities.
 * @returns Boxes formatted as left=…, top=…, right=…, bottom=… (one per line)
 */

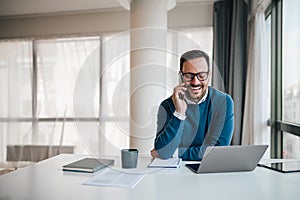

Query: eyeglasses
left=180, top=71, right=209, bottom=82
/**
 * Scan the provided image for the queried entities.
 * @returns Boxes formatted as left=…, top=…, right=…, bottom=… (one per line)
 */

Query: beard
left=186, top=84, right=208, bottom=103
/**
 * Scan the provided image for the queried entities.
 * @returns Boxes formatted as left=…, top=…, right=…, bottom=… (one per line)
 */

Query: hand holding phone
left=172, top=74, right=188, bottom=115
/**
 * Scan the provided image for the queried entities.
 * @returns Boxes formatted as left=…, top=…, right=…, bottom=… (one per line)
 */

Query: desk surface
left=0, top=154, right=300, bottom=200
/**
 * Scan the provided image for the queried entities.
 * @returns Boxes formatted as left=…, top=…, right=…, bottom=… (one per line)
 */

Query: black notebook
left=62, top=158, right=115, bottom=173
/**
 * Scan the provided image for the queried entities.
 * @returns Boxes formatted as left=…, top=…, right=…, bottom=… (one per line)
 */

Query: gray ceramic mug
left=121, top=149, right=138, bottom=168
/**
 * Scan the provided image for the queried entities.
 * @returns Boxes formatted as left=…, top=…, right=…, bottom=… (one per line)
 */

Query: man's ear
left=207, top=70, right=212, bottom=85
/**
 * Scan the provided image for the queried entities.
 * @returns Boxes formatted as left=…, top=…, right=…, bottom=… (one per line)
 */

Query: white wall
left=169, top=3, right=213, bottom=28
left=0, top=3, right=213, bottom=39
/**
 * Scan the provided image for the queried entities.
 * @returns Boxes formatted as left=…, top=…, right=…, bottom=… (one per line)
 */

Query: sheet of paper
left=82, top=168, right=145, bottom=189
left=148, top=157, right=182, bottom=168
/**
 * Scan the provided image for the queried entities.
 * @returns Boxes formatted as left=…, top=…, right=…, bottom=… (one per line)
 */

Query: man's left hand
left=150, top=149, right=160, bottom=158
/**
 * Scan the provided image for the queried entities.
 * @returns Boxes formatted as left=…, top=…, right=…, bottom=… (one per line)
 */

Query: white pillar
left=129, top=0, right=175, bottom=154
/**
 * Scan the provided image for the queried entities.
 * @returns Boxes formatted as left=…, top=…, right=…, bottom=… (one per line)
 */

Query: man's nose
left=191, top=75, right=200, bottom=84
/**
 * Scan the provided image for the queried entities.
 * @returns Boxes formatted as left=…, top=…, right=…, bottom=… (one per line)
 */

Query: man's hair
left=179, top=50, right=210, bottom=71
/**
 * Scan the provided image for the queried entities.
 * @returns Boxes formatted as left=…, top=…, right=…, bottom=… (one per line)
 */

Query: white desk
left=0, top=154, right=299, bottom=200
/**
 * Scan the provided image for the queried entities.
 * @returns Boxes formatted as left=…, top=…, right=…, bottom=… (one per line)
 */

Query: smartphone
left=178, top=73, right=192, bottom=103
left=178, top=73, right=185, bottom=100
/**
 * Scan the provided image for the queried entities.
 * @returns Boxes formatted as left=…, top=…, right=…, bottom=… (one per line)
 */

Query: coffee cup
left=121, top=149, right=138, bottom=168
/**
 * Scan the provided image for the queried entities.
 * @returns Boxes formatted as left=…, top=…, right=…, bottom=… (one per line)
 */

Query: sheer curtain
left=0, top=41, right=33, bottom=164
left=99, top=32, right=130, bottom=155
left=242, top=0, right=270, bottom=157
left=36, top=37, right=100, bottom=155
left=0, top=28, right=213, bottom=166
left=0, top=38, right=102, bottom=166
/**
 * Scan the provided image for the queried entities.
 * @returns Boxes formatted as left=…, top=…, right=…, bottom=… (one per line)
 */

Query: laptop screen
left=185, top=163, right=201, bottom=173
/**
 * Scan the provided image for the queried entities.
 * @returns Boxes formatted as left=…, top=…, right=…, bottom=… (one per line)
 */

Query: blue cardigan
left=154, top=87, right=234, bottom=161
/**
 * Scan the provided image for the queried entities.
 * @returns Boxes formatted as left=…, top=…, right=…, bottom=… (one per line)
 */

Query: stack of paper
left=83, top=168, right=145, bottom=189
left=148, top=157, right=182, bottom=169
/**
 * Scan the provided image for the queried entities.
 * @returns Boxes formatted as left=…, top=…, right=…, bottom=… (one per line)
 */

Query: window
left=264, top=14, right=272, bottom=157
left=267, top=0, right=300, bottom=159
left=0, top=41, right=33, bottom=162
left=0, top=41, right=32, bottom=118
left=0, top=38, right=101, bottom=159
left=34, top=37, right=100, bottom=154
left=282, top=0, right=300, bottom=125
left=36, top=37, right=100, bottom=118
left=282, top=0, right=300, bottom=159
left=100, top=32, right=130, bottom=154
left=0, top=28, right=213, bottom=162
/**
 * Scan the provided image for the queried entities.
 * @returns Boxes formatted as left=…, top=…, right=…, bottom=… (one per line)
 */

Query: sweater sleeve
left=154, top=102, right=185, bottom=159
left=179, top=94, right=234, bottom=161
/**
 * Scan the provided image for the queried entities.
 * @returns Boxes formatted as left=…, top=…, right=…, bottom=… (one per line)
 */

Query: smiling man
left=151, top=50, right=234, bottom=161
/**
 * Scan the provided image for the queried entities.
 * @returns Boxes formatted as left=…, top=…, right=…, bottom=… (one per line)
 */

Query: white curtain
left=0, top=38, right=102, bottom=166
left=0, top=28, right=213, bottom=167
left=36, top=37, right=101, bottom=155
left=0, top=41, right=33, bottom=165
left=242, top=0, right=270, bottom=156
left=99, top=32, right=130, bottom=155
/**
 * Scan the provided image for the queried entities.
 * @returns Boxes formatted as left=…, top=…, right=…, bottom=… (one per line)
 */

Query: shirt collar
left=185, top=87, right=209, bottom=105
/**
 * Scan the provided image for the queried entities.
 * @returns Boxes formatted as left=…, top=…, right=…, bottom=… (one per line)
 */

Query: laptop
left=185, top=145, right=268, bottom=173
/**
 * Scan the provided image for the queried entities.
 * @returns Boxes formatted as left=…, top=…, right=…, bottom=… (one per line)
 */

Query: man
left=151, top=50, right=234, bottom=161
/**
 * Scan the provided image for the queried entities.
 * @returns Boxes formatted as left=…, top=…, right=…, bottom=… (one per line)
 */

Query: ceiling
left=0, top=0, right=215, bottom=17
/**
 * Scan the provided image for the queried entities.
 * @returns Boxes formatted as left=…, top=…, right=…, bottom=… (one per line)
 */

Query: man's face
left=181, top=57, right=210, bottom=103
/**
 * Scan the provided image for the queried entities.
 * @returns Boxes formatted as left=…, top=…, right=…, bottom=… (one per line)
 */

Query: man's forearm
left=154, top=115, right=184, bottom=159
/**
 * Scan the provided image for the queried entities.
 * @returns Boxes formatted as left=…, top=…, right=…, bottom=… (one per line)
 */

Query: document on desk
left=148, top=157, right=182, bottom=169
left=83, top=168, right=145, bottom=189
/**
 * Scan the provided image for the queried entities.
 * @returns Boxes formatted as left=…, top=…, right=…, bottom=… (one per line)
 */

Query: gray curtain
left=212, top=0, right=248, bottom=145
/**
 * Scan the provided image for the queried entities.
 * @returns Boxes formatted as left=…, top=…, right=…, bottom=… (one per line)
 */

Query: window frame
left=0, top=36, right=103, bottom=142
left=266, top=0, right=300, bottom=159
left=0, top=28, right=214, bottom=155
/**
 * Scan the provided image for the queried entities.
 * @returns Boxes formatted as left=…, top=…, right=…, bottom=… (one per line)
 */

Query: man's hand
left=172, top=83, right=187, bottom=115
left=151, top=149, right=160, bottom=158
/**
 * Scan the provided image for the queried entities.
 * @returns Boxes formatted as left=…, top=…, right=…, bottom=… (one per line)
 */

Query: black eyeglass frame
left=180, top=70, right=210, bottom=82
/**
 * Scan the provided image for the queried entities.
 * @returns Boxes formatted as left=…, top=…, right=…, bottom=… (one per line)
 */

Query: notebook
left=148, top=157, right=182, bottom=169
left=62, top=158, right=114, bottom=173
left=185, top=145, right=268, bottom=174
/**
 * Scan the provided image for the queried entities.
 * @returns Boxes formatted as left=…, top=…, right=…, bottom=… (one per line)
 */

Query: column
left=129, top=0, right=175, bottom=154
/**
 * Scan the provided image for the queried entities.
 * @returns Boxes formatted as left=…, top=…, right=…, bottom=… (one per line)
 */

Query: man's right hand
left=172, top=83, right=187, bottom=115
left=151, top=149, right=160, bottom=158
